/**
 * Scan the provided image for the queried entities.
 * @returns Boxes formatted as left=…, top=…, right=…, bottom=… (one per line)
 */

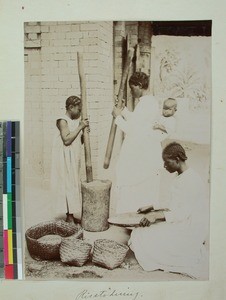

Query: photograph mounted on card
left=24, top=20, right=211, bottom=281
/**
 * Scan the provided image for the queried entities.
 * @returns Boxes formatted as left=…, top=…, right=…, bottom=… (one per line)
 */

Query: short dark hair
left=162, top=142, right=187, bottom=161
left=129, top=72, right=149, bottom=90
left=65, top=96, right=81, bottom=110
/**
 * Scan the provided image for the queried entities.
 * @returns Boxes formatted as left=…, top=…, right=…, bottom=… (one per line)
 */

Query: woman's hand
left=79, top=118, right=89, bottom=130
left=153, top=122, right=160, bottom=130
left=112, top=106, right=123, bottom=118
left=139, top=214, right=156, bottom=227
left=115, top=96, right=126, bottom=109
left=137, top=205, right=154, bottom=214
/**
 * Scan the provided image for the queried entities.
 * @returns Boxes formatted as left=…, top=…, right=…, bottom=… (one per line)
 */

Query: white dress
left=155, top=115, right=176, bottom=141
left=129, top=168, right=209, bottom=279
left=51, top=114, right=82, bottom=217
left=114, top=95, right=162, bottom=213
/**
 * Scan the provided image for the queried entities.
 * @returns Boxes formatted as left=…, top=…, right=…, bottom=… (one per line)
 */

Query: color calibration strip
left=0, top=121, right=22, bottom=279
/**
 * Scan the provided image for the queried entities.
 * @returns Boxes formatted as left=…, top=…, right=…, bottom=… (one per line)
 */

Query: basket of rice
left=60, top=238, right=92, bottom=266
left=25, top=220, right=82, bottom=260
left=92, top=239, right=129, bottom=270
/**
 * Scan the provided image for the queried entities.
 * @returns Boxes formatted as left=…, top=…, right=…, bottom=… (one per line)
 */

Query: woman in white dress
left=51, top=96, right=89, bottom=223
left=112, top=72, right=162, bottom=214
left=129, top=142, right=209, bottom=279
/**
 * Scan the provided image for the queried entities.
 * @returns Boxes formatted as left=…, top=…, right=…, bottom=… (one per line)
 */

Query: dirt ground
left=24, top=141, right=210, bottom=281
left=25, top=250, right=193, bottom=282
left=24, top=227, right=192, bottom=281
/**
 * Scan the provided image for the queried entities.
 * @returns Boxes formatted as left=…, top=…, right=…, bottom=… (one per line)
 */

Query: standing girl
left=51, top=96, right=89, bottom=223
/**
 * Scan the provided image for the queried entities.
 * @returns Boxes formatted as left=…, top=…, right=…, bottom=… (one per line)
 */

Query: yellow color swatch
left=7, top=229, right=13, bottom=264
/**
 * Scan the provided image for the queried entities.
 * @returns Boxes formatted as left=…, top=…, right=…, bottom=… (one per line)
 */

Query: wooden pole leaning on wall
left=77, top=52, right=93, bottom=183
left=103, top=48, right=134, bottom=169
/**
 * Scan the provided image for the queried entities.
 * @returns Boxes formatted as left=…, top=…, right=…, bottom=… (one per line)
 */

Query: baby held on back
left=153, top=98, right=177, bottom=140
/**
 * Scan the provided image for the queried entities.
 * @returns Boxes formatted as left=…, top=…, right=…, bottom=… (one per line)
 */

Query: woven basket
left=25, top=220, right=82, bottom=260
left=92, top=239, right=129, bottom=270
left=60, top=238, right=92, bottom=266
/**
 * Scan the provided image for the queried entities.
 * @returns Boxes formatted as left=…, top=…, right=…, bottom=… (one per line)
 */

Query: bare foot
left=66, top=213, right=81, bottom=225
left=65, top=213, right=74, bottom=224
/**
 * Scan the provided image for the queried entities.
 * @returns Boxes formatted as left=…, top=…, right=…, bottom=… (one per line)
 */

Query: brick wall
left=24, top=21, right=154, bottom=189
left=24, top=27, right=43, bottom=182
left=24, top=21, right=114, bottom=187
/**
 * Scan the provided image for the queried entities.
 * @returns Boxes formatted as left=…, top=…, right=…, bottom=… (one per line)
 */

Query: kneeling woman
left=129, top=142, right=209, bottom=279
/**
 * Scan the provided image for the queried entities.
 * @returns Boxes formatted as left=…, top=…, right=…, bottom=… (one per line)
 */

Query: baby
left=153, top=98, right=177, bottom=139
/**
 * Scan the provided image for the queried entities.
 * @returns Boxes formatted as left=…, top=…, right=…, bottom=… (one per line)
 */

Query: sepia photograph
left=23, top=20, right=211, bottom=281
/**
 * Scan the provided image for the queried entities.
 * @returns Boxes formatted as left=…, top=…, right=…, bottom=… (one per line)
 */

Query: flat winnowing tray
left=108, top=210, right=167, bottom=227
